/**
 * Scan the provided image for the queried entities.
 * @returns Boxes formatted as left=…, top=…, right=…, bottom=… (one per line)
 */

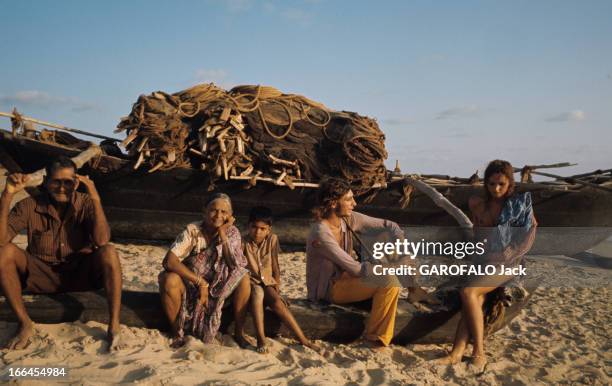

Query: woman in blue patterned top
left=438, top=160, right=538, bottom=372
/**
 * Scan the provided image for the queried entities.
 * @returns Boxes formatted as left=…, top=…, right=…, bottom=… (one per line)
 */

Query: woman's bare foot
left=434, top=353, right=462, bottom=365
left=469, top=354, right=488, bottom=374
left=234, top=334, right=252, bottom=349
left=6, top=321, right=36, bottom=350
left=256, top=338, right=269, bottom=354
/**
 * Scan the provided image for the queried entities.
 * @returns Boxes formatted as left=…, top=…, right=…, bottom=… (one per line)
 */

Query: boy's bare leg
left=0, top=243, right=35, bottom=350
left=159, top=272, right=186, bottom=338
left=263, top=286, right=321, bottom=352
left=232, top=275, right=251, bottom=348
left=250, top=284, right=268, bottom=353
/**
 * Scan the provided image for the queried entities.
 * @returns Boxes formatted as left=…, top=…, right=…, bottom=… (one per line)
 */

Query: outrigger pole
left=0, top=110, right=121, bottom=142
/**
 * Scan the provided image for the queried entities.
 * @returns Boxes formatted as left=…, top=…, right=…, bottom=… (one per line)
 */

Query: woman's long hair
left=483, top=160, right=515, bottom=201
left=312, top=177, right=351, bottom=220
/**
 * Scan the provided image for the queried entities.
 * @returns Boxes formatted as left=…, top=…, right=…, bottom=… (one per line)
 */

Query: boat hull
left=2, top=130, right=611, bottom=255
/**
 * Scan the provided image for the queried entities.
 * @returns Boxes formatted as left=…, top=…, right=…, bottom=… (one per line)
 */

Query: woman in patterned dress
left=159, top=193, right=251, bottom=347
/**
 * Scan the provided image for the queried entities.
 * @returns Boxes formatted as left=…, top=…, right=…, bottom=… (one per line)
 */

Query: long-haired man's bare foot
left=362, top=339, right=387, bottom=352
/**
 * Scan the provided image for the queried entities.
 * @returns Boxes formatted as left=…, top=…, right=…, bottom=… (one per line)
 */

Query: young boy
left=243, top=206, right=319, bottom=353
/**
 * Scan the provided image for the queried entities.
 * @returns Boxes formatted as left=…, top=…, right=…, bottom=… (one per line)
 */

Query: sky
left=1, top=0, right=611, bottom=177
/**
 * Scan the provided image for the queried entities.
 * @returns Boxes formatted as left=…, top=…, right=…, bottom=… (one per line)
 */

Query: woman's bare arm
left=503, top=213, right=538, bottom=260
left=163, top=251, right=207, bottom=286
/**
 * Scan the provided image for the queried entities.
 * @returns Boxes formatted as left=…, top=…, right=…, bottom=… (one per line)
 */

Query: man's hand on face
left=76, top=175, right=101, bottom=201
left=4, top=173, right=29, bottom=195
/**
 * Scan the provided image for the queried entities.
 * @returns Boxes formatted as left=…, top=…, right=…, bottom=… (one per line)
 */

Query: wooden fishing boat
left=0, top=287, right=530, bottom=344
left=0, top=119, right=606, bottom=346
left=1, top=128, right=611, bottom=256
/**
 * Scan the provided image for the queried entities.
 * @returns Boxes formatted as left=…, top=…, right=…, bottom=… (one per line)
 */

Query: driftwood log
left=402, top=176, right=473, bottom=230
left=23, top=144, right=102, bottom=188
left=0, top=289, right=530, bottom=344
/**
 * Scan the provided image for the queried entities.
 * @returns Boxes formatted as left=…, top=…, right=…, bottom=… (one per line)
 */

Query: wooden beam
left=514, top=169, right=612, bottom=194
left=519, top=162, right=577, bottom=170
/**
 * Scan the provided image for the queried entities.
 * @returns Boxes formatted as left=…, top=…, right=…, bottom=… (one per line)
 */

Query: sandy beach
left=0, top=235, right=609, bottom=385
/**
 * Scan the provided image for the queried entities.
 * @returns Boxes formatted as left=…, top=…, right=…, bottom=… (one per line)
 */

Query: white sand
left=1, top=235, right=610, bottom=385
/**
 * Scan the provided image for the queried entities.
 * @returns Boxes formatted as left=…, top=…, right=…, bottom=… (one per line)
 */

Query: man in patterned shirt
left=0, top=156, right=123, bottom=351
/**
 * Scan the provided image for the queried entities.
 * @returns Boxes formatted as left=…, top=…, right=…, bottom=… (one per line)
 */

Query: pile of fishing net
left=115, top=83, right=388, bottom=192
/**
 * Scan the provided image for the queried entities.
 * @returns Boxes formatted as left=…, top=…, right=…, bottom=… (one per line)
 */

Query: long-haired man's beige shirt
left=306, top=211, right=403, bottom=302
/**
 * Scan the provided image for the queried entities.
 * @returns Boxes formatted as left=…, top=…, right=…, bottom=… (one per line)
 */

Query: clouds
left=0, top=90, right=65, bottom=107
left=263, top=2, right=315, bottom=26
left=279, top=7, right=313, bottom=25
left=381, top=117, right=415, bottom=126
left=545, top=110, right=586, bottom=122
left=382, top=105, right=484, bottom=125
left=218, top=0, right=315, bottom=26
left=193, top=68, right=229, bottom=86
left=223, top=0, right=254, bottom=12
left=0, top=90, right=96, bottom=112
left=435, top=105, right=481, bottom=120
left=443, top=127, right=478, bottom=139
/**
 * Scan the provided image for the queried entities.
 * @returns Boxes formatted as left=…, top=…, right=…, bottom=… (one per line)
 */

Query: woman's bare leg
left=460, top=286, right=493, bottom=371
left=159, top=272, right=186, bottom=337
left=437, top=315, right=469, bottom=364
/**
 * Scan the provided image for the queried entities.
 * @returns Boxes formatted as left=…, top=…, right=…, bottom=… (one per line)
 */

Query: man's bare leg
left=249, top=284, right=268, bottom=353
left=0, top=243, right=35, bottom=350
left=94, top=244, right=123, bottom=351
left=232, top=275, right=251, bottom=348
left=159, top=272, right=186, bottom=338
